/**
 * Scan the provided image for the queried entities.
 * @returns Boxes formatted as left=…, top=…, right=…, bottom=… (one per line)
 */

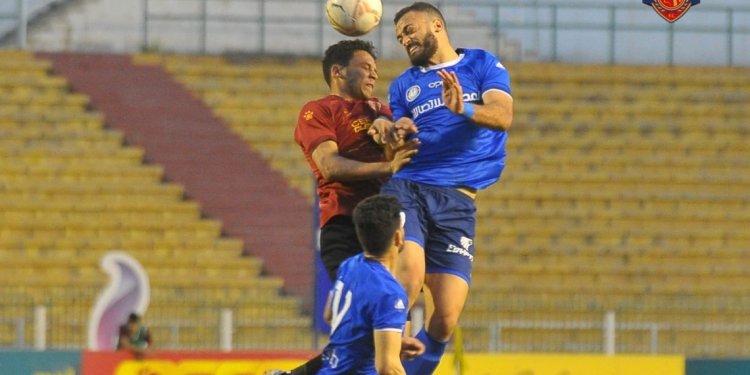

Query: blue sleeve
left=479, top=51, right=512, bottom=97
left=372, top=287, right=408, bottom=331
left=388, top=78, right=410, bottom=121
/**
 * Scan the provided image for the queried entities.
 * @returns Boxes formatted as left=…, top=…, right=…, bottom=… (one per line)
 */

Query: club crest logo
left=643, top=0, right=699, bottom=23
left=406, top=85, right=421, bottom=102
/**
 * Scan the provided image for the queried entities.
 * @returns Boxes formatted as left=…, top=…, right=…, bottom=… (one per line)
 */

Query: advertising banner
left=81, top=350, right=312, bottom=375
left=0, top=351, right=80, bottom=375
left=432, top=353, right=685, bottom=375
left=0, top=350, right=686, bottom=375
left=686, top=359, right=750, bottom=375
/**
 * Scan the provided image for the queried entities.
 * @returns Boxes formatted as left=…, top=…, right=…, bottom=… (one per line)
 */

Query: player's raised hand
left=389, top=138, right=420, bottom=173
left=437, top=69, right=464, bottom=115
left=368, top=117, right=393, bottom=145
left=369, top=117, right=418, bottom=149
left=393, top=117, right=418, bottom=142
left=400, top=335, right=426, bottom=360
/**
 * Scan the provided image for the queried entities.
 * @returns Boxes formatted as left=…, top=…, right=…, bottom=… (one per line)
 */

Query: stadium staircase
left=39, top=52, right=314, bottom=301
left=151, top=55, right=750, bottom=357
left=0, top=50, right=312, bottom=349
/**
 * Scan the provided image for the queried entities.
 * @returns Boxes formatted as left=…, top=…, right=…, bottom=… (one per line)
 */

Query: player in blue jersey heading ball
left=369, top=2, right=514, bottom=374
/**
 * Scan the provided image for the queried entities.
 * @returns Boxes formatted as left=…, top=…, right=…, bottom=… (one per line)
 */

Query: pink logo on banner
left=88, top=252, right=150, bottom=350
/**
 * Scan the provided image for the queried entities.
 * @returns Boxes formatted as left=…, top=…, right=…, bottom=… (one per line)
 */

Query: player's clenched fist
left=400, top=335, right=426, bottom=360
left=369, top=117, right=418, bottom=148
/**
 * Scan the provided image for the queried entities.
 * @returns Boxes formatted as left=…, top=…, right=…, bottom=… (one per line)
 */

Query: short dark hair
left=128, top=313, right=140, bottom=323
left=393, top=2, right=446, bottom=27
left=353, top=195, right=403, bottom=258
left=321, top=39, right=377, bottom=86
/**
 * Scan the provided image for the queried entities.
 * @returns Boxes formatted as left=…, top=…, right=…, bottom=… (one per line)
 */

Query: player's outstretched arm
left=437, top=69, right=513, bottom=131
left=385, top=138, right=420, bottom=172
left=312, top=141, right=393, bottom=182
left=374, top=330, right=407, bottom=375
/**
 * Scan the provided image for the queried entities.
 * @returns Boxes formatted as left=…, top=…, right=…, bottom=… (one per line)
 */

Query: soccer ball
left=325, top=0, right=383, bottom=37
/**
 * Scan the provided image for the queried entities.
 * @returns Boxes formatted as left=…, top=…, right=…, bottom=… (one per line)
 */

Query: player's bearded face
left=407, top=31, right=438, bottom=67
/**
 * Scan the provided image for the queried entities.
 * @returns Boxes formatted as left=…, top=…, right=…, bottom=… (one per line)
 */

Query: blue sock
left=403, top=328, right=448, bottom=375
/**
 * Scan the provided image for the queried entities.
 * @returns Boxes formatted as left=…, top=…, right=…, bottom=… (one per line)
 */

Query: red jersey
left=294, top=95, right=392, bottom=227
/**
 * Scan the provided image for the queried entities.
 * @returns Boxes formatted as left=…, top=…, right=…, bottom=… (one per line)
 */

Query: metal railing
left=2, top=0, right=748, bottom=65
left=0, top=0, right=28, bottom=48
left=0, top=318, right=26, bottom=348
left=489, top=1, right=750, bottom=66
left=139, top=0, right=750, bottom=65
left=3, top=299, right=750, bottom=356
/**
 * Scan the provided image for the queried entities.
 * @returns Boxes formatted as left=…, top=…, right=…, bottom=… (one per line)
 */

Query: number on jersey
left=329, top=280, right=352, bottom=334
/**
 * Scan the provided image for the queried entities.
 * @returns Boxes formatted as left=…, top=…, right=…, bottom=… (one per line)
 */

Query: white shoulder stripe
left=483, top=88, right=513, bottom=100
left=374, top=328, right=404, bottom=333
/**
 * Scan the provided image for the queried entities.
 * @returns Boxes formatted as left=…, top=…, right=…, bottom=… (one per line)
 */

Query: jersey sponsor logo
left=350, top=117, right=372, bottom=133
left=446, top=236, right=474, bottom=262
left=428, top=80, right=443, bottom=88
left=406, top=85, right=421, bottom=102
left=410, top=92, right=480, bottom=119
left=460, top=236, right=473, bottom=251
left=643, top=0, right=699, bottom=23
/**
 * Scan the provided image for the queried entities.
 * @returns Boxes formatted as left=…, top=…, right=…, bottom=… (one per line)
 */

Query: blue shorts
left=381, top=178, right=476, bottom=283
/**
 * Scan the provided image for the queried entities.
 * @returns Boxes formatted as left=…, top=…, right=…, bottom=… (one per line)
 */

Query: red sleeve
left=294, top=99, right=337, bottom=156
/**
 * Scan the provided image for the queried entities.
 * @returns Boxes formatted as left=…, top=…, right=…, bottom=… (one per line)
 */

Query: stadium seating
left=137, top=54, right=410, bottom=202
left=6, top=48, right=745, bottom=356
left=470, top=62, right=750, bottom=354
left=0, top=50, right=310, bottom=349
left=146, top=53, right=750, bottom=356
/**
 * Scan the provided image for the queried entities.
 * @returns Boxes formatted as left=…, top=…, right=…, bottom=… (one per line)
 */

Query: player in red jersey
left=269, top=40, right=421, bottom=375
left=295, top=39, right=419, bottom=282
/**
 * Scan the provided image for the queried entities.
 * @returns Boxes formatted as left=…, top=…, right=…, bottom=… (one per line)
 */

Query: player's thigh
left=424, top=272, right=469, bottom=339
left=423, top=185, right=477, bottom=281
left=381, top=178, right=428, bottom=245
left=319, top=215, right=360, bottom=281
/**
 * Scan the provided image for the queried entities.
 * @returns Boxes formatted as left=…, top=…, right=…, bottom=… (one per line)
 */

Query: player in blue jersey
left=369, top=3, right=514, bottom=374
left=319, top=194, right=416, bottom=375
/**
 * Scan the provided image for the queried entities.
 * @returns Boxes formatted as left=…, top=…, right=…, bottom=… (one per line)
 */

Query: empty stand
left=12, top=52, right=742, bottom=355
left=0, top=50, right=310, bottom=349
left=465, top=62, right=750, bottom=355
left=148, top=55, right=750, bottom=356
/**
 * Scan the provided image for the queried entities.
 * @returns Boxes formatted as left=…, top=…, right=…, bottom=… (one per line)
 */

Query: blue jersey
left=388, top=48, right=512, bottom=189
left=319, top=254, right=408, bottom=374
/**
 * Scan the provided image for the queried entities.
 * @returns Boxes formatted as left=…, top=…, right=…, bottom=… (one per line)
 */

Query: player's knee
left=398, top=270, right=423, bottom=294
left=427, top=311, right=460, bottom=341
